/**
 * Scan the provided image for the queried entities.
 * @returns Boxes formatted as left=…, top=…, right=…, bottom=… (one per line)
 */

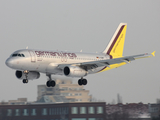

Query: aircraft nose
left=5, top=58, right=14, bottom=68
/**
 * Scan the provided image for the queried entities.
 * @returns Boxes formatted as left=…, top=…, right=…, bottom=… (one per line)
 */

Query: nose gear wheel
left=23, top=79, right=28, bottom=83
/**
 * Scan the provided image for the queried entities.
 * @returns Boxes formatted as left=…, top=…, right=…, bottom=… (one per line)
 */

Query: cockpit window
left=18, top=54, right=21, bottom=57
left=21, top=54, right=25, bottom=57
left=12, top=53, right=25, bottom=57
left=12, top=54, right=17, bottom=57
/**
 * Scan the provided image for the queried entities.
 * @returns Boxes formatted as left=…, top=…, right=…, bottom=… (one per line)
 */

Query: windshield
left=11, top=53, right=25, bottom=57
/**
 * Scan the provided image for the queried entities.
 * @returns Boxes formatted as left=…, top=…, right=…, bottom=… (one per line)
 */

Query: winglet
left=151, top=51, right=156, bottom=57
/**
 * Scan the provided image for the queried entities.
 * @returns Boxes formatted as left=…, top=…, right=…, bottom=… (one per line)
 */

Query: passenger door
left=28, top=50, right=36, bottom=62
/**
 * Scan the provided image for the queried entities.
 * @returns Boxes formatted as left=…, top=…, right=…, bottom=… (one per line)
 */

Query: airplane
left=5, top=23, right=155, bottom=87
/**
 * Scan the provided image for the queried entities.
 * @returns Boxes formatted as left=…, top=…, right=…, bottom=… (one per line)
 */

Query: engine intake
left=64, top=67, right=70, bottom=75
left=15, top=71, right=40, bottom=80
left=64, top=66, right=87, bottom=77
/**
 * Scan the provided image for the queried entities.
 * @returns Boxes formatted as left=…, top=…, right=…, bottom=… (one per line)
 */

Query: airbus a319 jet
left=5, top=23, right=155, bottom=87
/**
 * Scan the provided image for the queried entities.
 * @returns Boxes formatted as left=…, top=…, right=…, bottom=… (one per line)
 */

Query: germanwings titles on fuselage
left=35, top=51, right=77, bottom=58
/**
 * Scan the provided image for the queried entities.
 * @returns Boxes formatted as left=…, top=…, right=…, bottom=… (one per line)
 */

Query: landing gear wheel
left=78, top=79, right=88, bottom=86
left=23, top=79, right=28, bottom=84
left=46, top=81, right=51, bottom=87
left=50, top=81, right=56, bottom=87
left=46, top=80, right=56, bottom=87
left=82, top=79, right=87, bottom=85
left=78, top=79, right=83, bottom=86
left=25, top=79, right=28, bottom=83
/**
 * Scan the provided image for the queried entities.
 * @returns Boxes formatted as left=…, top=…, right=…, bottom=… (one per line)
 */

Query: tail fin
left=103, top=23, right=127, bottom=57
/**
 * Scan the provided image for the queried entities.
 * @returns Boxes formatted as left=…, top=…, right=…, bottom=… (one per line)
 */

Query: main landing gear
left=78, top=78, right=87, bottom=86
left=23, top=70, right=29, bottom=84
left=46, top=75, right=56, bottom=87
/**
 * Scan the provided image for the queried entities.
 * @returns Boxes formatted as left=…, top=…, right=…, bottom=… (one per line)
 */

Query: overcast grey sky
left=0, top=0, right=159, bottom=104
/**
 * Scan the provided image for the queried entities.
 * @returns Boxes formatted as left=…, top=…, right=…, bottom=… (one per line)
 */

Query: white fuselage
left=6, top=49, right=110, bottom=76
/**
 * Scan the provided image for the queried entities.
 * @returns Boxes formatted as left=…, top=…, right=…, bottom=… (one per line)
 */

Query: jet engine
left=64, top=66, right=87, bottom=77
left=15, top=71, right=40, bottom=80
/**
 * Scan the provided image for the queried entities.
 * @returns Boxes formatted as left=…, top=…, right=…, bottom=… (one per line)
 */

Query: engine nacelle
left=15, top=71, right=40, bottom=80
left=64, top=66, right=87, bottom=77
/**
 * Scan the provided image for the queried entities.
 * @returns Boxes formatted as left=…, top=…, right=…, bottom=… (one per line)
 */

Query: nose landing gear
left=23, top=70, right=29, bottom=84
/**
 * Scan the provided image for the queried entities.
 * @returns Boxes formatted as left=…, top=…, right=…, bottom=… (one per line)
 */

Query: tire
left=78, top=79, right=83, bottom=86
left=23, top=79, right=26, bottom=83
left=46, top=81, right=51, bottom=87
left=46, top=80, right=56, bottom=87
left=50, top=81, right=56, bottom=87
left=25, top=79, right=28, bottom=83
left=82, top=79, right=87, bottom=85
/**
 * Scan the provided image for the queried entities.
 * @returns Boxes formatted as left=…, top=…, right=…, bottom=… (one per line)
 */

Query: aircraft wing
left=58, top=51, right=155, bottom=70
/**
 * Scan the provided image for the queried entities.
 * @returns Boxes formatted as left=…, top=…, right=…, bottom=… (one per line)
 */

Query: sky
left=0, top=0, right=159, bottom=104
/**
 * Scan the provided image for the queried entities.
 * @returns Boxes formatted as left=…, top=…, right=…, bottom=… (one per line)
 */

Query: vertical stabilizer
left=103, top=23, right=127, bottom=57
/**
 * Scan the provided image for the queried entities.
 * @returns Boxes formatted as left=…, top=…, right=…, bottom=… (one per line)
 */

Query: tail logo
left=113, top=34, right=124, bottom=53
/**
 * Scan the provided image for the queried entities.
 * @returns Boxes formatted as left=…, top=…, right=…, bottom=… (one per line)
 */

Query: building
left=149, top=103, right=160, bottom=118
left=8, top=98, right=28, bottom=105
left=0, top=102, right=106, bottom=120
left=37, top=79, right=92, bottom=103
left=0, top=98, right=29, bottom=105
